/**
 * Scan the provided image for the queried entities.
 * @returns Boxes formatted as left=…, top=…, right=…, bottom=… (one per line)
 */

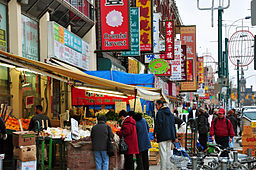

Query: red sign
left=136, top=0, right=152, bottom=51
left=180, top=45, right=187, bottom=81
left=72, top=87, right=133, bottom=105
left=198, top=57, right=204, bottom=84
left=100, top=0, right=130, bottom=51
left=187, top=59, right=193, bottom=81
left=165, top=21, right=174, bottom=59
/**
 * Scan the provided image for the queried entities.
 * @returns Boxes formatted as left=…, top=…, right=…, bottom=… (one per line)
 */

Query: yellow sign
left=115, top=102, right=127, bottom=114
left=251, top=122, right=256, bottom=128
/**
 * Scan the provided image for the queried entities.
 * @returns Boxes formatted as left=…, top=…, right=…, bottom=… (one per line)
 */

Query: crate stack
left=12, top=131, right=37, bottom=170
left=149, top=141, right=159, bottom=165
left=242, top=125, right=256, bottom=156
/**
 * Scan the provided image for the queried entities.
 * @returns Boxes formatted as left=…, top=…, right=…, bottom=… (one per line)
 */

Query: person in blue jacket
left=129, top=111, right=151, bottom=170
left=154, top=100, right=177, bottom=170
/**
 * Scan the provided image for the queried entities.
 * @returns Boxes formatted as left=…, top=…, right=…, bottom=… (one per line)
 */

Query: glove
left=3, top=134, right=7, bottom=140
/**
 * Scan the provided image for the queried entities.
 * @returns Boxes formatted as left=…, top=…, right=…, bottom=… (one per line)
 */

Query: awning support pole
left=133, top=89, right=137, bottom=112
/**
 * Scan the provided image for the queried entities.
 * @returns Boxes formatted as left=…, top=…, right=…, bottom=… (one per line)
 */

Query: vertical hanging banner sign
left=180, top=26, right=197, bottom=92
left=100, top=0, right=130, bottom=51
left=165, top=21, right=174, bottom=59
left=122, top=7, right=140, bottom=56
left=198, top=57, right=204, bottom=84
left=136, top=0, right=153, bottom=52
left=153, top=13, right=160, bottom=53
left=169, top=40, right=181, bottom=81
left=180, top=45, right=187, bottom=81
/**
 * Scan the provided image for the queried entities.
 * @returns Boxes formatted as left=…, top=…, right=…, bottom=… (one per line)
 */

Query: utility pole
left=197, top=0, right=230, bottom=107
left=225, top=38, right=229, bottom=110
left=237, top=60, right=240, bottom=107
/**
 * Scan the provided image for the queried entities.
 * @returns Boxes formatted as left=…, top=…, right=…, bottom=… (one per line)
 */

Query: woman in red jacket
left=117, top=110, right=139, bottom=170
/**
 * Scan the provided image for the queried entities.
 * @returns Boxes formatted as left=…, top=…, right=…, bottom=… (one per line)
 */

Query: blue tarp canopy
left=85, top=71, right=154, bottom=88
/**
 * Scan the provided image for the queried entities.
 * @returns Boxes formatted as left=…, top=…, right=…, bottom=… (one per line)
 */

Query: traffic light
left=253, top=94, right=255, bottom=99
left=231, top=93, right=234, bottom=99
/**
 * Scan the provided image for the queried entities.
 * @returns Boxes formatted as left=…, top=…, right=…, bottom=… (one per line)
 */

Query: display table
left=67, top=141, right=121, bottom=170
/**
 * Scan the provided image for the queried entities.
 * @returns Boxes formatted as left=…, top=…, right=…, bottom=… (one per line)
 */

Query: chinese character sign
left=165, top=21, right=174, bottom=60
left=186, top=59, right=193, bottom=81
left=0, top=4, right=7, bottom=52
left=180, top=45, right=187, bottom=81
left=136, top=0, right=152, bottom=51
left=198, top=57, right=204, bottom=84
left=122, top=7, right=140, bottom=56
left=153, top=13, right=161, bottom=53
left=180, top=26, right=196, bottom=60
left=169, top=40, right=181, bottom=81
left=100, top=0, right=130, bottom=51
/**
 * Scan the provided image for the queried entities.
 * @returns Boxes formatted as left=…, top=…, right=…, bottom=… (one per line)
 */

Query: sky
left=176, top=0, right=256, bottom=90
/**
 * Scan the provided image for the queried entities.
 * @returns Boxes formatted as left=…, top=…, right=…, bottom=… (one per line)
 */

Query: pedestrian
left=226, top=110, right=238, bottom=148
left=197, top=108, right=209, bottom=152
left=29, top=105, right=51, bottom=131
left=188, top=104, right=198, bottom=120
left=130, top=111, right=151, bottom=170
left=154, top=100, right=178, bottom=170
left=117, top=110, right=139, bottom=170
left=91, top=115, right=114, bottom=170
left=0, top=117, right=7, bottom=154
left=209, top=108, right=235, bottom=151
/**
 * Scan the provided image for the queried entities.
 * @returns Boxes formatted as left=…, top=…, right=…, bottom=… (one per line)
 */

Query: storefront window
left=21, top=15, right=40, bottom=117
left=0, top=3, right=10, bottom=104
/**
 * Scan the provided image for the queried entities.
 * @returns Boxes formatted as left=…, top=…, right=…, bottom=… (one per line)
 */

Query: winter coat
left=91, top=121, right=114, bottom=151
left=227, top=114, right=238, bottom=136
left=117, top=116, right=139, bottom=154
left=155, top=106, right=177, bottom=143
left=133, top=114, right=151, bottom=152
left=197, top=113, right=209, bottom=134
left=209, top=117, right=235, bottom=138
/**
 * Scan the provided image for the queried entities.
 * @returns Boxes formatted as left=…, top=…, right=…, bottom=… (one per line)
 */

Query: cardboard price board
left=129, top=99, right=142, bottom=113
left=115, top=102, right=127, bottom=114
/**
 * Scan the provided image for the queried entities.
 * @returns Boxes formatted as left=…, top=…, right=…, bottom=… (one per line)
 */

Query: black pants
left=215, top=136, right=229, bottom=157
left=136, top=149, right=149, bottom=170
left=124, top=154, right=134, bottom=170
left=199, top=133, right=208, bottom=151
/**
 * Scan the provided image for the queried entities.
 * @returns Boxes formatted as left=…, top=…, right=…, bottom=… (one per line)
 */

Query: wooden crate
left=149, top=151, right=159, bottom=164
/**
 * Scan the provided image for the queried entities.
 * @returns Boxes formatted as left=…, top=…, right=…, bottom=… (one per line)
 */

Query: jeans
left=94, top=151, right=109, bottom=170
left=159, top=140, right=174, bottom=170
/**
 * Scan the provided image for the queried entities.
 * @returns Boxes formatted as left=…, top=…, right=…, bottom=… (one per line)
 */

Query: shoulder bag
left=107, top=125, right=115, bottom=157
left=119, top=136, right=128, bottom=154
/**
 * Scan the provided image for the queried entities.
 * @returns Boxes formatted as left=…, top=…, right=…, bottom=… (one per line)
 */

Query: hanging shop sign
left=0, top=4, right=7, bottom=52
left=122, top=7, right=140, bottom=56
left=149, top=58, right=170, bottom=75
left=72, top=87, right=132, bottom=105
left=100, top=0, right=130, bottom=51
left=180, top=45, right=187, bottom=81
left=180, top=26, right=197, bottom=92
left=198, top=57, right=204, bottom=84
left=155, top=56, right=172, bottom=76
left=128, top=57, right=139, bottom=74
left=169, top=40, right=181, bottom=81
left=154, top=76, right=168, bottom=96
left=21, top=15, right=39, bottom=61
left=136, top=0, right=153, bottom=51
left=165, top=21, right=174, bottom=60
left=153, top=13, right=160, bottom=53
left=145, top=54, right=159, bottom=63
left=48, top=22, right=90, bottom=70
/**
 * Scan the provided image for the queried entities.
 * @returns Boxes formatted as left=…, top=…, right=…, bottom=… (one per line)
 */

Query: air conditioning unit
left=17, top=0, right=29, bottom=5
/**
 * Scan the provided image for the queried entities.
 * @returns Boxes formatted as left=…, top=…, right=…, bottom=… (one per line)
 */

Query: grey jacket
left=91, top=121, right=114, bottom=151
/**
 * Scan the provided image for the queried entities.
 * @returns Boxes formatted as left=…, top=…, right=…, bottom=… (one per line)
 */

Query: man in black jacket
left=91, top=115, right=113, bottom=170
left=188, top=104, right=198, bottom=120
left=29, top=105, right=51, bottom=131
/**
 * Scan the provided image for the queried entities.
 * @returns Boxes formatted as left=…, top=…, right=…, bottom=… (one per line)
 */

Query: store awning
left=0, top=50, right=161, bottom=97
left=21, top=0, right=94, bottom=37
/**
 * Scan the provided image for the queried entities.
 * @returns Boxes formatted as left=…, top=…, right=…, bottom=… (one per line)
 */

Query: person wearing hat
left=209, top=108, right=235, bottom=150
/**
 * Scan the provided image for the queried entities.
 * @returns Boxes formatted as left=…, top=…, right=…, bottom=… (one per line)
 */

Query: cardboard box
left=14, top=145, right=36, bottom=162
left=12, top=131, right=35, bottom=147
left=17, top=160, right=37, bottom=170
left=242, top=135, right=256, bottom=146
left=242, top=126, right=252, bottom=136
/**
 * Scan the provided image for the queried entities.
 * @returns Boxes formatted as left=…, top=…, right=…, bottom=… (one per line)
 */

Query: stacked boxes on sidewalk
left=149, top=141, right=159, bottom=165
left=12, top=131, right=37, bottom=170
left=242, top=126, right=256, bottom=156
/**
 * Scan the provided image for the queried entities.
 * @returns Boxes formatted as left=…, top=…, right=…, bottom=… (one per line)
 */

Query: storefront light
left=76, top=86, right=124, bottom=95
left=16, top=68, right=42, bottom=75
left=0, top=63, right=16, bottom=68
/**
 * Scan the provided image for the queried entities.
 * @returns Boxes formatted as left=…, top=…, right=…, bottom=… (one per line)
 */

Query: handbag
left=107, top=125, right=115, bottom=157
left=119, top=136, right=128, bottom=154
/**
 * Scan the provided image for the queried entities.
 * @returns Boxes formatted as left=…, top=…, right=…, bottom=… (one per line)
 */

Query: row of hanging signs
left=98, top=0, right=197, bottom=91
